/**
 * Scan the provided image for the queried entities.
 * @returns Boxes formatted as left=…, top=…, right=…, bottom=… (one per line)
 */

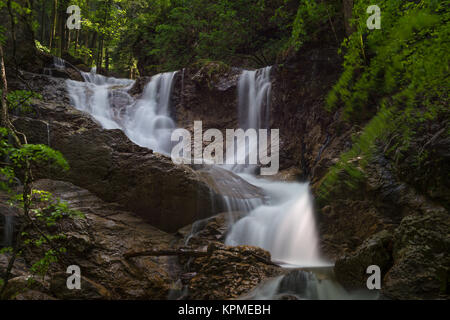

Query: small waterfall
left=225, top=67, right=327, bottom=267
left=226, top=67, right=272, bottom=174
left=124, top=72, right=177, bottom=153
left=44, top=121, right=50, bottom=147
left=53, top=57, right=66, bottom=69
left=238, top=66, right=272, bottom=131
left=243, top=269, right=379, bottom=300
left=67, top=69, right=177, bottom=154
left=226, top=175, right=326, bottom=267
left=43, top=57, right=66, bottom=76
left=1, top=215, right=14, bottom=247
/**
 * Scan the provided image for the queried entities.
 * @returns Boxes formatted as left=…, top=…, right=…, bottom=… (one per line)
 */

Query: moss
left=317, top=1, right=449, bottom=205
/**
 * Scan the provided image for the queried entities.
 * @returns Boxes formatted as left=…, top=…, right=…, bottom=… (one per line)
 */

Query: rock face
left=11, top=72, right=267, bottom=232
left=1, top=179, right=178, bottom=300
left=321, top=135, right=449, bottom=299
left=9, top=74, right=226, bottom=232
left=270, top=47, right=349, bottom=177
left=334, top=230, right=393, bottom=289
left=186, top=243, right=281, bottom=299
left=13, top=111, right=216, bottom=232
left=383, top=211, right=450, bottom=299
left=172, top=66, right=241, bottom=133
left=334, top=211, right=450, bottom=300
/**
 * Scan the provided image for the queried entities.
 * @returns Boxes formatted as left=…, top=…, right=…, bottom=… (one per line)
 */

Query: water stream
left=1, top=215, right=14, bottom=247
left=63, top=62, right=372, bottom=299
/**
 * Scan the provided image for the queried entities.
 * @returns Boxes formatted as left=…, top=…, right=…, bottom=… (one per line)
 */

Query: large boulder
left=13, top=109, right=215, bottom=232
left=186, top=242, right=281, bottom=299
left=1, top=179, right=178, bottom=300
left=333, top=210, right=450, bottom=300
left=334, top=230, right=393, bottom=289
left=383, top=211, right=450, bottom=299
left=11, top=73, right=264, bottom=232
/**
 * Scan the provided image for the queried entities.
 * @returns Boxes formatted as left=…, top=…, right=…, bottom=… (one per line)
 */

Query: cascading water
left=226, top=175, right=326, bottom=267
left=226, top=67, right=272, bottom=174
left=60, top=60, right=354, bottom=298
left=67, top=67, right=177, bottom=154
left=225, top=67, right=328, bottom=267
left=124, top=72, right=177, bottom=153
left=242, top=269, right=378, bottom=300
left=238, top=67, right=272, bottom=131
left=54, top=57, right=66, bottom=69
left=1, top=215, right=14, bottom=247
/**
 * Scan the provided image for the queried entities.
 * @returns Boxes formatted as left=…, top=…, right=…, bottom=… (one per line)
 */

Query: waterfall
left=1, top=215, right=14, bottom=247
left=54, top=57, right=66, bottom=69
left=226, top=67, right=272, bottom=174
left=225, top=67, right=328, bottom=267
left=124, top=72, right=177, bottom=153
left=66, top=67, right=177, bottom=154
left=59, top=60, right=362, bottom=298
left=238, top=66, right=272, bottom=131
left=242, top=269, right=379, bottom=300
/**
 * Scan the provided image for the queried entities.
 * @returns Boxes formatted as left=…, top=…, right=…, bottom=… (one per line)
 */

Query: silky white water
left=224, top=67, right=328, bottom=267
left=124, top=72, right=177, bottom=153
left=63, top=62, right=331, bottom=288
left=226, top=174, right=327, bottom=267
left=67, top=68, right=177, bottom=154
left=1, top=215, right=14, bottom=247
left=242, top=269, right=378, bottom=300
left=226, top=67, right=272, bottom=174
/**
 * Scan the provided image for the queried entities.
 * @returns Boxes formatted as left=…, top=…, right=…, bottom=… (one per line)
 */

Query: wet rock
left=318, top=151, right=444, bottom=260
left=383, top=211, right=450, bottom=299
left=128, top=76, right=152, bottom=96
left=11, top=76, right=266, bottom=232
left=177, top=211, right=245, bottom=247
left=13, top=290, right=57, bottom=300
left=334, top=230, right=393, bottom=289
left=49, top=273, right=112, bottom=300
left=1, top=275, right=49, bottom=300
left=1, top=180, right=178, bottom=300
left=172, top=67, right=240, bottom=134
left=12, top=97, right=218, bottom=232
left=271, top=47, right=347, bottom=174
left=186, top=243, right=281, bottom=299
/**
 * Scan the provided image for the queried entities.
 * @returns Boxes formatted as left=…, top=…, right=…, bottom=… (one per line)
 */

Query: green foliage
left=113, top=0, right=300, bottom=72
left=30, top=189, right=84, bottom=226
left=318, top=107, right=393, bottom=202
left=290, top=0, right=334, bottom=50
left=17, top=189, right=84, bottom=278
left=34, top=40, right=50, bottom=54
left=318, top=0, right=449, bottom=203
left=0, top=127, right=69, bottom=192
left=4, top=90, right=41, bottom=114
left=1, top=128, right=81, bottom=281
left=326, top=1, right=449, bottom=120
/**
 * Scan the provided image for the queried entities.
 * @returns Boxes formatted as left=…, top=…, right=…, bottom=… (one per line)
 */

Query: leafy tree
left=0, top=33, right=83, bottom=297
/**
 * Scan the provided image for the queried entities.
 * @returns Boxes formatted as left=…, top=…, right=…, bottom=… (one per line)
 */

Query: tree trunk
left=343, top=0, right=355, bottom=36
left=58, top=0, right=67, bottom=56
left=40, top=0, right=46, bottom=43
left=74, top=29, right=79, bottom=51
left=105, top=45, right=109, bottom=72
left=49, top=0, right=58, bottom=51
left=0, top=45, right=8, bottom=127
left=67, top=30, right=71, bottom=51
